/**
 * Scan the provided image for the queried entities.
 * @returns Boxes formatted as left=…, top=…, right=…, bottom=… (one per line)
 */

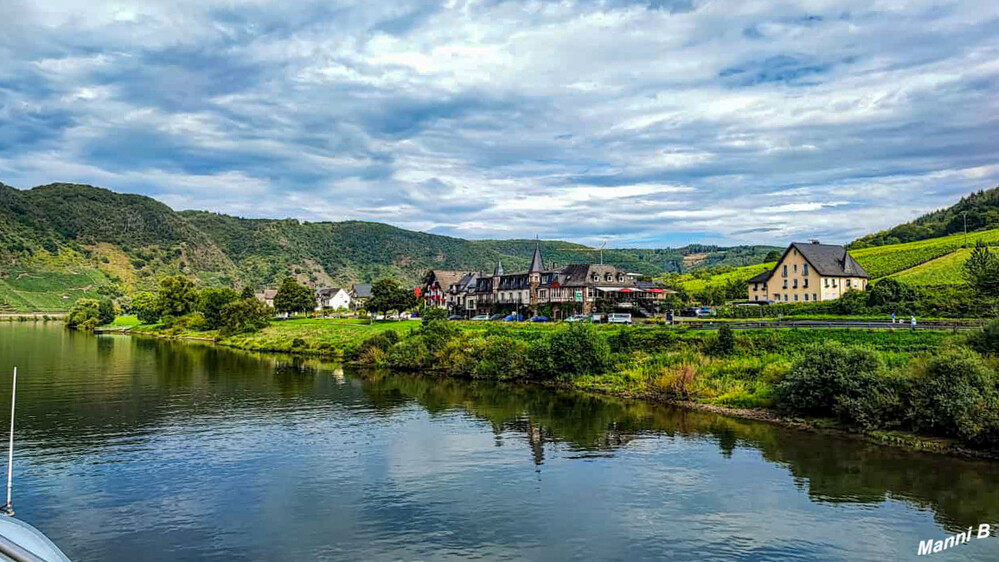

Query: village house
left=349, top=283, right=372, bottom=310
left=748, top=241, right=869, bottom=304
left=315, top=287, right=351, bottom=311
left=424, top=243, right=674, bottom=318
left=254, top=289, right=277, bottom=308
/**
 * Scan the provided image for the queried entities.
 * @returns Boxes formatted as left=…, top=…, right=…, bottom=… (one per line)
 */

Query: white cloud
left=0, top=0, right=997, bottom=246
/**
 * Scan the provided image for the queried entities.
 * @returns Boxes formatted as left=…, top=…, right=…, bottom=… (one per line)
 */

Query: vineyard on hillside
left=850, top=228, right=999, bottom=278
left=677, top=227, right=999, bottom=293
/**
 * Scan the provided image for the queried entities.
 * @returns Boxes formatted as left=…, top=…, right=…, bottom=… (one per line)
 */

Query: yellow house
left=748, top=241, right=869, bottom=304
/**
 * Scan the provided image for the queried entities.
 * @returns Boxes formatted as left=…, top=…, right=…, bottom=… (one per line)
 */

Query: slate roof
left=528, top=243, right=544, bottom=273
left=746, top=242, right=870, bottom=284
left=791, top=242, right=870, bottom=278
left=351, top=283, right=372, bottom=298
left=315, top=287, right=344, bottom=298
left=427, top=270, right=468, bottom=291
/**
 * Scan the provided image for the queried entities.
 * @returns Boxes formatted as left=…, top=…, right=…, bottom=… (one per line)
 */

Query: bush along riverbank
left=351, top=319, right=999, bottom=456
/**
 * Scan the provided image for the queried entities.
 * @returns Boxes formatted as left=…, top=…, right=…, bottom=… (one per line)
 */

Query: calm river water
left=0, top=323, right=997, bottom=561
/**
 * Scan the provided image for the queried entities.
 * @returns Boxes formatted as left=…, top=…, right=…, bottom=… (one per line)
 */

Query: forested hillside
left=851, top=185, right=999, bottom=248
left=0, top=182, right=777, bottom=311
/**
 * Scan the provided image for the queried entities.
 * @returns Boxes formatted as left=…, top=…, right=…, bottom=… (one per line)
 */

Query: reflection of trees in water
left=353, top=369, right=999, bottom=532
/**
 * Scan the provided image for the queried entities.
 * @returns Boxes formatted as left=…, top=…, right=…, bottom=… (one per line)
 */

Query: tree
left=67, top=298, right=101, bottom=331
left=220, top=298, right=272, bottom=334
left=866, top=278, right=916, bottom=308
left=239, top=286, right=256, bottom=300
left=198, top=287, right=239, bottom=329
left=764, top=250, right=782, bottom=262
left=273, top=277, right=315, bottom=315
left=98, top=298, right=116, bottom=325
left=963, top=242, right=999, bottom=297
left=130, top=291, right=160, bottom=324
left=157, top=275, right=198, bottom=318
left=367, top=278, right=416, bottom=315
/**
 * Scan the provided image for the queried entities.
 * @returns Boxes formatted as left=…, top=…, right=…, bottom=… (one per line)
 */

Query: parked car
left=608, top=313, right=632, bottom=324
left=529, top=315, right=550, bottom=322
left=471, top=314, right=491, bottom=321
left=447, top=315, right=464, bottom=320
left=565, top=314, right=589, bottom=323
left=504, top=313, right=525, bottom=322
left=489, top=313, right=507, bottom=321
left=590, top=313, right=605, bottom=323
left=696, top=307, right=716, bottom=317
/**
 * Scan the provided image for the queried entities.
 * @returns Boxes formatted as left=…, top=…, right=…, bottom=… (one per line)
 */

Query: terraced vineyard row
left=889, top=248, right=972, bottom=286
left=850, top=228, right=999, bottom=279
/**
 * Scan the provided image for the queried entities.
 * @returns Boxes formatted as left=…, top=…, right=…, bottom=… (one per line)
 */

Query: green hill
left=0, top=182, right=778, bottom=311
left=851, top=185, right=999, bottom=248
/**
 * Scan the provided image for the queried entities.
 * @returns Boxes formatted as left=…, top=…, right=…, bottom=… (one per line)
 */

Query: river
left=0, top=323, right=997, bottom=560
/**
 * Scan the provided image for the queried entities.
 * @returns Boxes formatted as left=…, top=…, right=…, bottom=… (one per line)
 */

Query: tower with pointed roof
left=528, top=240, right=544, bottom=313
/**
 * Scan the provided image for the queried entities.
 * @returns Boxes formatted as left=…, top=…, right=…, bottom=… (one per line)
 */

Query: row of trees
left=127, top=275, right=271, bottom=334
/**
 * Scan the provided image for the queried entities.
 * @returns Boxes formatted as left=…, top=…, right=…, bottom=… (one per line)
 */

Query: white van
left=608, top=313, right=632, bottom=325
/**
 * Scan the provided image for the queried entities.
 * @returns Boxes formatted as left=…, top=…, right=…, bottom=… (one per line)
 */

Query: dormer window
left=591, top=274, right=599, bottom=282
left=605, top=274, right=612, bottom=282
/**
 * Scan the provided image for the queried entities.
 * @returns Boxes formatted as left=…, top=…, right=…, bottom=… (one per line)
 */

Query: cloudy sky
left=1, top=0, right=997, bottom=247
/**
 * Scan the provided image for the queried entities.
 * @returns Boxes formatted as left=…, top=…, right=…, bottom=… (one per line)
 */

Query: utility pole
left=963, top=211, right=968, bottom=248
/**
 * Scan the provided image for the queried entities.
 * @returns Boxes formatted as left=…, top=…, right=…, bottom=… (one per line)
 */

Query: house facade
left=349, top=283, right=372, bottom=310
left=424, top=243, right=673, bottom=318
left=315, top=287, right=351, bottom=311
left=748, top=241, right=869, bottom=304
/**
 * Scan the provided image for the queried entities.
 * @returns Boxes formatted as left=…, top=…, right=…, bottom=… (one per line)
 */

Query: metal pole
left=2, top=367, right=14, bottom=516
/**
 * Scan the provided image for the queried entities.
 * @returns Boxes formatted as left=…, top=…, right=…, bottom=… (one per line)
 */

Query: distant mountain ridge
left=0, top=182, right=779, bottom=310
left=851, top=185, right=999, bottom=248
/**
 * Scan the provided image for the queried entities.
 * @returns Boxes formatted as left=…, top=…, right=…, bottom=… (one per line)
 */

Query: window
left=753, top=283, right=758, bottom=291
left=846, top=279, right=852, bottom=288
left=803, top=264, right=809, bottom=276
left=804, top=293, right=809, bottom=301
left=803, top=279, right=809, bottom=288
left=813, top=293, right=818, bottom=302
left=793, top=279, right=798, bottom=289
left=824, top=278, right=828, bottom=288
left=605, top=274, right=612, bottom=282
left=783, top=279, right=788, bottom=289
left=793, top=264, right=798, bottom=273
left=783, top=294, right=789, bottom=302
left=782, top=265, right=788, bottom=277
left=591, top=274, right=599, bottom=282
left=794, top=294, right=799, bottom=302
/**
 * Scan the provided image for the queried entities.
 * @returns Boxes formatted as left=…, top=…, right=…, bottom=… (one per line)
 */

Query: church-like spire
left=494, top=260, right=504, bottom=277
left=529, top=240, right=544, bottom=273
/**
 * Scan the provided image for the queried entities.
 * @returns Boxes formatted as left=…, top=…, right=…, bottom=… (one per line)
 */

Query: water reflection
left=1, top=323, right=997, bottom=560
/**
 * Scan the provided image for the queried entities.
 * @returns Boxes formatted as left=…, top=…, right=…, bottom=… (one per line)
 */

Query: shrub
left=909, top=348, right=999, bottom=446
left=709, top=325, right=736, bottom=357
left=476, top=336, right=528, bottom=380
left=387, top=337, right=431, bottom=370
left=356, top=331, right=401, bottom=360
left=219, top=298, right=272, bottom=335
left=421, top=307, right=448, bottom=325
left=527, top=323, right=611, bottom=380
left=774, top=342, right=896, bottom=428
left=174, top=312, right=207, bottom=331
left=608, top=329, right=636, bottom=353
left=157, top=275, right=198, bottom=318
left=966, top=319, right=999, bottom=357
left=67, top=298, right=101, bottom=331
left=437, top=334, right=487, bottom=377
left=420, top=319, right=459, bottom=353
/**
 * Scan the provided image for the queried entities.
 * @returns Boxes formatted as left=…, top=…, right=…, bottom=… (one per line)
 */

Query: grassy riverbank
left=111, top=316, right=999, bottom=456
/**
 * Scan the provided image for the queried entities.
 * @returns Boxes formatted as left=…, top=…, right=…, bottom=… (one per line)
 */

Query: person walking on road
left=891, top=312, right=896, bottom=324
left=910, top=315, right=917, bottom=332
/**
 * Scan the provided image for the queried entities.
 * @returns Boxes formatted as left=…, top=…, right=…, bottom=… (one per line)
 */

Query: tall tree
left=198, top=287, right=239, bottom=329
left=273, top=277, right=315, bottom=314
left=367, top=278, right=416, bottom=315
left=963, top=242, right=999, bottom=297
left=157, top=275, right=198, bottom=318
